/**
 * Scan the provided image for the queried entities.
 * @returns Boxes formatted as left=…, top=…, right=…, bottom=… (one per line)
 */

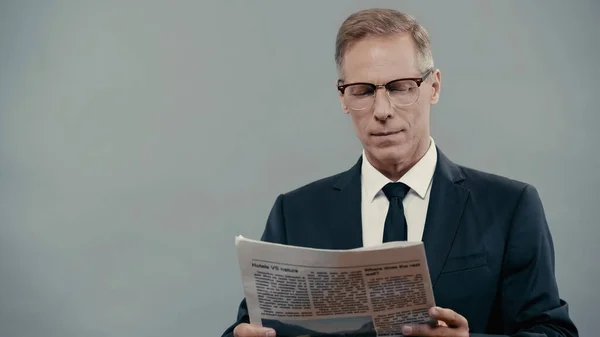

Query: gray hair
left=335, top=8, right=434, bottom=77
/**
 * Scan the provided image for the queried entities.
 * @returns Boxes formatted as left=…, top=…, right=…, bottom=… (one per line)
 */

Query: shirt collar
left=361, top=137, right=438, bottom=202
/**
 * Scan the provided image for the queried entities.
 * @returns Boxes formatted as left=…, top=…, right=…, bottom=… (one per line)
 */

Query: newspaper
left=235, top=235, right=437, bottom=337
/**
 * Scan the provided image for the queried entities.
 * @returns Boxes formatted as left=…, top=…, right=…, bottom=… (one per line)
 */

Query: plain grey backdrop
left=0, top=1, right=598, bottom=336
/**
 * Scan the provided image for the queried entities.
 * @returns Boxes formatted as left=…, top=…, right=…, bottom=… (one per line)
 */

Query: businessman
left=222, top=8, right=578, bottom=337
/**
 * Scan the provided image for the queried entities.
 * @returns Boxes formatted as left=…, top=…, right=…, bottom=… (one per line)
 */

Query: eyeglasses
left=337, top=68, right=433, bottom=111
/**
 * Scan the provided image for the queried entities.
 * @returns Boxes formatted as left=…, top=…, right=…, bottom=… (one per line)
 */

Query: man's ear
left=430, top=69, right=441, bottom=104
left=337, top=81, right=350, bottom=114
left=339, top=96, right=350, bottom=114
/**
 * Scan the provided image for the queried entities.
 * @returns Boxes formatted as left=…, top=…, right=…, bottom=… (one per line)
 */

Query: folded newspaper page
left=235, top=235, right=436, bottom=337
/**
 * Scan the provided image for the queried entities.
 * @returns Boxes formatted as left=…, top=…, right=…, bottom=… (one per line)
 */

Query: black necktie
left=382, top=182, right=410, bottom=242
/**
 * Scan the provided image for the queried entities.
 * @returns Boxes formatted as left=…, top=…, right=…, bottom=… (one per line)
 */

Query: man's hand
left=233, top=323, right=276, bottom=337
left=402, top=306, right=469, bottom=337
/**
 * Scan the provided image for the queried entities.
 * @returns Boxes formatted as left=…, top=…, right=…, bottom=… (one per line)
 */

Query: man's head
left=335, top=8, right=441, bottom=180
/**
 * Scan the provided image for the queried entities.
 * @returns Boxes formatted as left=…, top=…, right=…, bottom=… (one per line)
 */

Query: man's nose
left=372, top=87, right=393, bottom=121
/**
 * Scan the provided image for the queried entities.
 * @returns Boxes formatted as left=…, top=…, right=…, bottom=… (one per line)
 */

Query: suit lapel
left=328, top=156, right=363, bottom=249
left=422, top=149, right=470, bottom=287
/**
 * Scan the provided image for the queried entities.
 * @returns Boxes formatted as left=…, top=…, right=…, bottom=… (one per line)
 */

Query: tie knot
left=382, top=182, right=410, bottom=200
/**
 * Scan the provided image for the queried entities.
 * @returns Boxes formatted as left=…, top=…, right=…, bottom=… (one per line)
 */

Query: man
left=222, top=8, right=578, bottom=337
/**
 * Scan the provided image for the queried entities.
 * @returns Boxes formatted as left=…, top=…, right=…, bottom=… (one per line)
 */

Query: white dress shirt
left=360, top=138, right=438, bottom=247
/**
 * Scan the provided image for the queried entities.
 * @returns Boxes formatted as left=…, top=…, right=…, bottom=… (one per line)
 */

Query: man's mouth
left=371, top=130, right=402, bottom=136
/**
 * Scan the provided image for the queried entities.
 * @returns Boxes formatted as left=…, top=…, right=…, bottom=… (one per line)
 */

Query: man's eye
left=350, top=86, right=373, bottom=96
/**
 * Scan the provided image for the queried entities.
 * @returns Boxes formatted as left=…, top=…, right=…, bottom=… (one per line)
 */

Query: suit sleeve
left=472, top=185, right=577, bottom=337
left=220, top=194, right=288, bottom=337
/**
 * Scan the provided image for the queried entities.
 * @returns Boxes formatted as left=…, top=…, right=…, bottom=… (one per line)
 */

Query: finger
left=233, top=323, right=276, bottom=337
left=402, top=323, right=449, bottom=336
left=425, top=319, right=447, bottom=328
left=429, top=306, right=469, bottom=329
left=403, top=323, right=461, bottom=337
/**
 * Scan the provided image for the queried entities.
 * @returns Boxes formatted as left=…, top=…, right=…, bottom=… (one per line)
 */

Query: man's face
left=338, top=33, right=441, bottom=169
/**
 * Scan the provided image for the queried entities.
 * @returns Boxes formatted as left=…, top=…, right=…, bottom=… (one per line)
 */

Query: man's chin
left=366, top=146, right=407, bottom=163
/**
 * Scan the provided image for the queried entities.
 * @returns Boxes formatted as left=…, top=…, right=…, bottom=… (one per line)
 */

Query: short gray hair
left=335, top=8, right=434, bottom=76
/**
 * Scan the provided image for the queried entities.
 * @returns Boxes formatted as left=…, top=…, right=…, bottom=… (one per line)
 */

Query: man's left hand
left=402, top=306, right=469, bottom=337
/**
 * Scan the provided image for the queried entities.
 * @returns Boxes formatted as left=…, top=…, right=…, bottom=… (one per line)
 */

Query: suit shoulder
left=454, top=164, right=545, bottom=219
left=282, top=170, right=346, bottom=198
left=458, top=164, right=533, bottom=196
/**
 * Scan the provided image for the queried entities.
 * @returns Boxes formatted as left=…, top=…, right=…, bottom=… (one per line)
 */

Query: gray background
left=0, top=1, right=597, bottom=336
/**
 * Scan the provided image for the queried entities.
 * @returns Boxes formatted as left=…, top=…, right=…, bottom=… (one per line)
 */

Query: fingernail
left=430, top=306, right=438, bottom=315
left=402, top=325, right=412, bottom=335
left=265, top=330, right=276, bottom=337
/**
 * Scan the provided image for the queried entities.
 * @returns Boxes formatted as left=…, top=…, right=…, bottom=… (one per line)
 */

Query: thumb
left=233, top=323, right=276, bottom=337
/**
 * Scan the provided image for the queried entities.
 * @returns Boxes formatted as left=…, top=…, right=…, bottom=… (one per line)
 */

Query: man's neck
left=366, top=138, right=431, bottom=181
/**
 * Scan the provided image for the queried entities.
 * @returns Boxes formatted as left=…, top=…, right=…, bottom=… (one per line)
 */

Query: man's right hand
left=233, top=323, right=276, bottom=337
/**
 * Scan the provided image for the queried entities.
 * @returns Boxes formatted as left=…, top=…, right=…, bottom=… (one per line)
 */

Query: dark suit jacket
left=222, top=149, right=578, bottom=337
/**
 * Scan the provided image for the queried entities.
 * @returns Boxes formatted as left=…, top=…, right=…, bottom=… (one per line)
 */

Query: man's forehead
left=342, top=59, right=418, bottom=83
left=340, top=34, right=419, bottom=83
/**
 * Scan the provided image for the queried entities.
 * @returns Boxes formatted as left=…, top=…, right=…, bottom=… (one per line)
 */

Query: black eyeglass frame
left=336, top=68, right=434, bottom=95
